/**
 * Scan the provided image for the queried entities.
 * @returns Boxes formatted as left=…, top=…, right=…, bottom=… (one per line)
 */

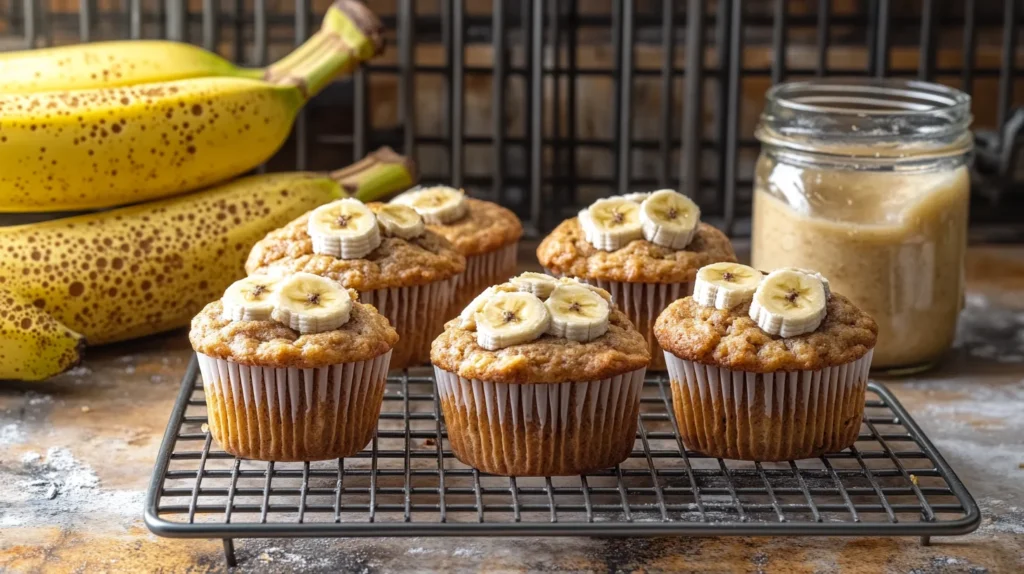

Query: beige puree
left=752, top=155, right=969, bottom=369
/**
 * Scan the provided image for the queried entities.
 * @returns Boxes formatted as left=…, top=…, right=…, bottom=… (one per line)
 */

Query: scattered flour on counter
left=0, top=447, right=143, bottom=528
left=63, top=365, right=93, bottom=378
left=0, top=423, right=25, bottom=445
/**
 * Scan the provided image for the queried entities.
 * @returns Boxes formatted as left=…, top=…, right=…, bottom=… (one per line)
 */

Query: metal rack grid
left=145, top=356, right=981, bottom=567
left=2, top=1, right=1023, bottom=238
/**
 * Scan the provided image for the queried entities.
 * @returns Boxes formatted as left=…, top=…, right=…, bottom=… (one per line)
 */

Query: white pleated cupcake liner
left=434, top=366, right=647, bottom=476
left=451, top=242, right=519, bottom=316
left=196, top=350, right=392, bottom=462
left=663, top=350, right=874, bottom=461
left=360, top=278, right=456, bottom=369
left=544, top=268, right=690, bottom=371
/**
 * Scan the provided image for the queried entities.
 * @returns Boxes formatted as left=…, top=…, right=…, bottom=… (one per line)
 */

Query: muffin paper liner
left=451, top=242, right=519, bottom=317
left=360, top=278, right=456, bottom=369
left=196, top=350, right=392, bottom=462
left=544, top=268, right=690, bottom=371
left=663, top=350, right=874, bottom=461
left=434, top=366, right=647, bottom=476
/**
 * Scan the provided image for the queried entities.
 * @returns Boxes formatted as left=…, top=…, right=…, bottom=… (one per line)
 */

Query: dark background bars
left=144, top=358, right=981, bottom=558
left=1, top=1, right=1023, bottom=239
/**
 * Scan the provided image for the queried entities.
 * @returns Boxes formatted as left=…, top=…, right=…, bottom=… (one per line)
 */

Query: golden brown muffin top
left=536, top=218, right=737, bottom=284
left=190, top=298, right=399, bottom=369
left=655, top=293, right=877, bottom=373
left=431, top=308, right=650, bottom=384
left=425, top=198, right=523, bottom=257
left=244, top=206, right=466, bottom=291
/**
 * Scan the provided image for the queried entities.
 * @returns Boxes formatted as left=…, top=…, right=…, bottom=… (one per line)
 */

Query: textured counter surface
left=1, top=246, right=1023, bottom=573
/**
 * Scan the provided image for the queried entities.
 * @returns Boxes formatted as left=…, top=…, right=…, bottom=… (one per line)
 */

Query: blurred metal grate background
left=2, top=0, right=1022, bottom=239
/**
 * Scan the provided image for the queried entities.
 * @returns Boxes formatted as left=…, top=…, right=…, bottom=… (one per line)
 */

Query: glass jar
left=752, top=79, right=973, bottom=374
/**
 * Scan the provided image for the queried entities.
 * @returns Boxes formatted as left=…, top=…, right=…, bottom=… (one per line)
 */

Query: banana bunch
left=578, top=189, right=701, bottom=251
left=0, top=41, right=263, bottom=94
left=692, top=263, right=830, bottom=338
left=459, top=274, right=612, bottom=350
left=0, top=149, right=416, bottom=381
left=0, top=0, right=384, bottom=212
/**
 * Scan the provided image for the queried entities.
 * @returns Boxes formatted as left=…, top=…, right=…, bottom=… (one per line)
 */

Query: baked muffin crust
left=245, top=207, right=466, bottom=291
left=427, top=198, right=523, bottom=257
left=190, top=299, right=399, bottom=368
left=431, top=308, right=650, bottom=384
left=537, top=217, right=737, bottom=283
left=655, top=293, right=878, bottom=373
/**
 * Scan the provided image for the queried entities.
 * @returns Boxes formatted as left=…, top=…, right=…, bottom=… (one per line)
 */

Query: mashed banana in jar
left=751, top=79, right=973, bottom=372
left=752, top=156, right=969, bottom=369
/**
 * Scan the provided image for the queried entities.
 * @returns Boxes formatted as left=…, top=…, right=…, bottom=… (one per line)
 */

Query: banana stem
left=263, top=0, right=384, bottom=100
left=329, top=147, right=418, bottom=202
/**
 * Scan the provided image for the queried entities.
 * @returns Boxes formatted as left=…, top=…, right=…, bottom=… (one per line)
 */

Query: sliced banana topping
left=621, top=192, right=652, bottom=203
left=271, top=272, right=352, bottom=334
left=375, top=203, right=425, bottom=239
left=693, top=262, right=764, bottom=310
left=509, top=272, right=558, bottom=299
left=392, top=185, right=468, bottom=224
left=545, top=283, right=610, bottom=343
left=748, top=269, right=827, bottom=338
left=578, top=197, right=643, bottom=251
left=459, top=286, right=499, bottom=330
left=308, top=199, right=382, bottom=259
left=555, top=276, right=613, bottom=303
left=475, top=292, right=551, bottom=350
left=221, top=275, right=280, bottom=322
left=775, top=267, right=831, bottom=299
left=639, top=189, right=700, bottom=249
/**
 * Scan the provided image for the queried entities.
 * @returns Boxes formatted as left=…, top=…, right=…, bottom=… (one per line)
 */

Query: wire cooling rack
left=145, top=356, right=980, bottom=566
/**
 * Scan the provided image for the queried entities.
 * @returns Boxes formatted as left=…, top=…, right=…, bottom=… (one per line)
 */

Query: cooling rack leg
left=920, top=536, right=931, bottom=546
left=223, top=538, right=238, bottom=567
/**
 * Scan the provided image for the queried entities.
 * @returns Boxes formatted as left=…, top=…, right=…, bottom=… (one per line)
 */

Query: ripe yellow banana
left=0, top=0, right=384, bottom=213
left=0, top=148, right=415, bottom=381
left=0, top=41, right=263, bottom=94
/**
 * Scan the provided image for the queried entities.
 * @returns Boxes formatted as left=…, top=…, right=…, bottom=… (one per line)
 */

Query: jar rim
left=757, top=78, right=973, bottom=161
left=765, top=78, right=971, bottom=118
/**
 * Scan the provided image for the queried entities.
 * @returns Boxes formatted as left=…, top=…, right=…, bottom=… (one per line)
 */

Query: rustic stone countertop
left=2, top=245, right=1023, bottom=573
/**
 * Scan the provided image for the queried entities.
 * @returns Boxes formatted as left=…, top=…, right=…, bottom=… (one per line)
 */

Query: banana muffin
left=537, top=190, right=737, bottom=370
left=431, top=273, right=650, bottom=476
left=655, top=264, right=878, bottom=461
left=190, top=272, right=398, bottom=461
left=245, top=198, right=465, bottom=369
left=392, top=186, right=523, bottom=315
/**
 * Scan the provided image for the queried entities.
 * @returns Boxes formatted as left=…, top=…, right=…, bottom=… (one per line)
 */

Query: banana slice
left=555, top=276, right=613, bottom=303
left=221, top=275, right=280, bottom=322
left=621, top=192, right=651, bottom=203
left=459, top=286, right=498, bottom=330
left=509, top=272, right=558, bottom=299
left=692, top=263, right=764, bottom=310
left=578, top=198, right=643, bottom=251
left=748, top=269, right=828, bottom=338
left=375, top=203, right=425, bottom=239
left=639, top=189, right=700, bottom=249
left=392, top=185, right=468, bottom=224
left=271, top=272, right=352, bottom=334
left=308, top=199, right=382, bottom=259
left=475, top=291, right=551, bottom=350
left=776, top=267, right=831, bottom=299
left=545, top=283, right=610, bottom=342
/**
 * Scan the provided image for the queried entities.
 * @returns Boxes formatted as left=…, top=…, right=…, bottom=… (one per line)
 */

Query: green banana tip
left=331, top=0, right=386, bottom=56
left=373, top=146, right=419, bottom=181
